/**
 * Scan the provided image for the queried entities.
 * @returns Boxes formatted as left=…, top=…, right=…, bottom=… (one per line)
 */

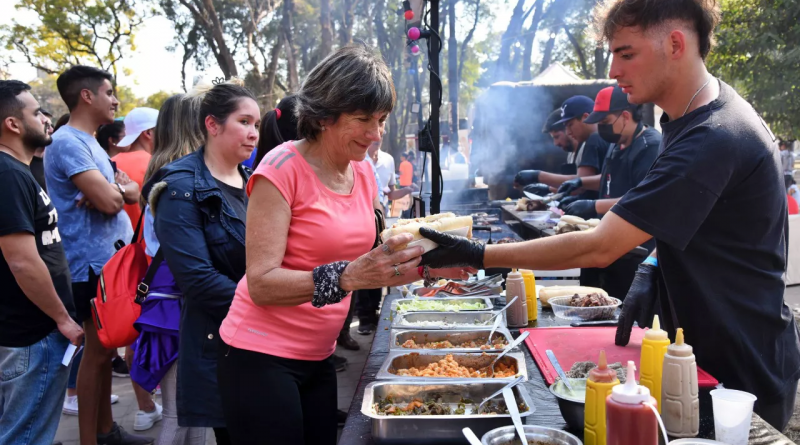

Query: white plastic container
left=710, top=388, right=757, bottom=445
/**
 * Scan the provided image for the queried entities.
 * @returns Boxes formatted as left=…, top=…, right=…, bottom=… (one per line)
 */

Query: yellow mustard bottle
left=584, top=350, right=620, bottom=445
left=520, top=270, right=537, bottom=321
left=640, top=315, right=670, bottom=412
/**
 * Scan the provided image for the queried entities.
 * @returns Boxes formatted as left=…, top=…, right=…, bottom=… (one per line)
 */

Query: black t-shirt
left=600, top=125, right=661, bottom=199
left=612, top=80, right=800, bottom=402
left=578, top=132, right=611, bottom=173
left=30, top=155, right=47, bottom=191
left=217, top=180, right=248, bottom=223
left=0, top=152, right=75, bottom=347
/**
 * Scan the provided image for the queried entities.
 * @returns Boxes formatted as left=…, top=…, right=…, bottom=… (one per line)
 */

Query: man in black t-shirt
left=514, top=97, right=610, bottom=198
left=420, top=0, right=800, bottom=430
left=0, top=80, right=84, bottom=444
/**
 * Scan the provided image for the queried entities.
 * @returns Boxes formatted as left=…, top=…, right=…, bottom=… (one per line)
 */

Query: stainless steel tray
left=376, top=350, right=528, bottom=382
left=392, top=311, right=502, bottom=330
left=361, top=380, right=535, bottom=444
left=389, top=328, right=515, bottom=353
left=392, top=297, right=494, bottom=313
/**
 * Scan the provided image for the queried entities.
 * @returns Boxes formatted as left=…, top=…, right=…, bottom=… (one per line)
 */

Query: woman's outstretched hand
left=339, top=233, right=423, bottom=291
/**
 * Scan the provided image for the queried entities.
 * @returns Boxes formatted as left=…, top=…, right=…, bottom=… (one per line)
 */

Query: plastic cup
left=710, top=389, right=757, bottom=445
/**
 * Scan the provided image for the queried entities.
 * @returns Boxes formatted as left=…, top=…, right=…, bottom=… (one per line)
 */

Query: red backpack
left=91, top=215, right=162, bottom=349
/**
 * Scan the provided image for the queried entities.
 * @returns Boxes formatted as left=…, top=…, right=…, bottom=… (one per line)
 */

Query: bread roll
left=559, top=215, right=586, bottom=225
left=380, top=214, right=473, bottom=245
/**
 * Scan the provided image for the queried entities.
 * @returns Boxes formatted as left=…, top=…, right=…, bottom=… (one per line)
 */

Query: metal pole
left=429, top=0, right=441, bottom=214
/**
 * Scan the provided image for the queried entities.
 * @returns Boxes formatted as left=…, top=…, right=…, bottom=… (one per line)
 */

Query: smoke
left=469, top=79, right=618, bottom=200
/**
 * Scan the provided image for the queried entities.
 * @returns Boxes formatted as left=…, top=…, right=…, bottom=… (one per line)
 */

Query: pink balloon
left=408, top=27, right=421, bottom=40
left=411, top=45, right=420, bottom=54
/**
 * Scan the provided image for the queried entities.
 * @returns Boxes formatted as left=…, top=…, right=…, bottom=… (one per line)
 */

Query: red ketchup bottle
left=606, top=361, right=659, bottom=445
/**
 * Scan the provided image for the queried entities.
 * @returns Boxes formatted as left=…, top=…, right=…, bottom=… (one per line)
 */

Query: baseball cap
left=584, top=86, right=631, bottom=124
left=554, top=96, right=595, bottom=126
left=118, top=107, right=159, bottom=147
left=542, top=109, right=565, bottom=133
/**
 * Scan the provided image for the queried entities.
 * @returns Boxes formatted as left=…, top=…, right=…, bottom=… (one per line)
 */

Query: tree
left=2, top=0, right=150, bottom=82
left=707, top=0, right=800, bottom=137
left=144, top=90, right=174, bottom=109
left=28, top=75, right=69, bottom=118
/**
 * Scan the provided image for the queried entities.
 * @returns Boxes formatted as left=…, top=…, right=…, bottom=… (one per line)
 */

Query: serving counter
left=339, top=294, right=796, bottom=445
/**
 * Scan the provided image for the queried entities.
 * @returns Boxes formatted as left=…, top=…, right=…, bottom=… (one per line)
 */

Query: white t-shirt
left=367, top=150, right=396, bottom=205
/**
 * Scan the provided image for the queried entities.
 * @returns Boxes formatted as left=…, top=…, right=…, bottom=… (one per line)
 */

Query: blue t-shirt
left=44, top=125, right=133, bottom=282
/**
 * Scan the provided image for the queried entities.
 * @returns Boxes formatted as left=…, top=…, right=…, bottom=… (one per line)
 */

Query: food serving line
left=339, top=290, right=794, bottom=445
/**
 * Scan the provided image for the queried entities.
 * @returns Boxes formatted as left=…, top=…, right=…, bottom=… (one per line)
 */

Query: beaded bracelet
left=312, top=261, right=351, bottom=308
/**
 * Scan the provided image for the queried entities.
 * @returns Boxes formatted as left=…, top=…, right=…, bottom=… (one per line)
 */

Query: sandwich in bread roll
left=380, top=213, right=473, bottom=250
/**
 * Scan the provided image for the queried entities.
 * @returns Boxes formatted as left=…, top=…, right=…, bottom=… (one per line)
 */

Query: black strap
left=135, top=248, right=165, bottom=305
left=131, top=211, right=145, bottom=245
left=373, top=208, right=386, bottom=249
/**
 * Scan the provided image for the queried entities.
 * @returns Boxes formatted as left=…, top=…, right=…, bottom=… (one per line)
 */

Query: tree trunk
left=264, top=36, right=282, bottom=105
left=319, top=0, right=333, bottom=59
left=448, top=0, right=459, bottom=143
left=458, top=0, right=480, bottom=82
left=494, top=0, right=526, bottom=82
left=539, top=32, right=557, bottom=73
left=282, top=0, right=299, bottom=91
left=201, top=0, right=238, bottom=79
left=563, top=25, right=591, bottom=78
left=338, top=0, right=358, bottom=46
left=521, top=0, right=546, bottom=80
left=594, top=46, right=609, bottom=79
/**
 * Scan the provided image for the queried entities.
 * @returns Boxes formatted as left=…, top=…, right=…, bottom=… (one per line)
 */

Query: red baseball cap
left=584, top=86, right=631, bottom=124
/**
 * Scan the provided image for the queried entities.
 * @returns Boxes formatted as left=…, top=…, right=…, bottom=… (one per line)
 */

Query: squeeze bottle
left=520, top=270, right=537, bottom=321
left=584, top=350, right=620, bottom=445
left=662, top=328, right=699, bottom=437
left=640, top=315, right=670, bottom=412
left=505, top=269, right=528, bottom=328
left=606, top=361, right=659, bottom=445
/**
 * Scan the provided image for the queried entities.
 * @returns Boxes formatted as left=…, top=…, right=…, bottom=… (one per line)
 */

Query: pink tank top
left=219, top=142, right=377, bottom=360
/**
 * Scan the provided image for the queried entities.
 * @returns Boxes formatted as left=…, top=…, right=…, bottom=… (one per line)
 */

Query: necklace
left=682, top=76, right=712, bottom=117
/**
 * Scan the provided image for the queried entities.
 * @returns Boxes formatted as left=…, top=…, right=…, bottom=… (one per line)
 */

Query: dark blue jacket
left=144, top=147, right=249, bottom=427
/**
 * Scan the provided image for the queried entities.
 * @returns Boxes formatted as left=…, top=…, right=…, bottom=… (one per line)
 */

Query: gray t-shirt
left=44, top=125, right=133, bottom=282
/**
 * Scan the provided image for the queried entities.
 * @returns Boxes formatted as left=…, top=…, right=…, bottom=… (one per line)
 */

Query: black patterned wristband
left=312, top=261, right=351, bottom=308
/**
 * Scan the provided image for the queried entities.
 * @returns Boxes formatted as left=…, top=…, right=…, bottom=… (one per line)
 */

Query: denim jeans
left=0, top=331, right=71, bottom=445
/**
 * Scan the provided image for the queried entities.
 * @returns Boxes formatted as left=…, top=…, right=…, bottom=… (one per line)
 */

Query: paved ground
left=55, top=288, right=800, bottom=444
left=53, top=322, right=375, bottom=445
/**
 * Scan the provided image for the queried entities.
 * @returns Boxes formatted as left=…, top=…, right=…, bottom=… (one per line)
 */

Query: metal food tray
left=361, top=380, right=535, bottom=444
left=392, top=297, right=494, bottom=313
left=392, top=311, right=501, bottom=330
left=389, top=328, right=515, bottom=353
left=376, top=351, right=528, bottom=382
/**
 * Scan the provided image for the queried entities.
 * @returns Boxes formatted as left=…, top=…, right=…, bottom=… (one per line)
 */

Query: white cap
left=611, top=361, right=651, bottom=404
left=118, top=107, right=159, bottom=147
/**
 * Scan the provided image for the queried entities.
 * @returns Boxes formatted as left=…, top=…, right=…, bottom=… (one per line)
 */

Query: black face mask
left=598, top=114, right=624, bottom=144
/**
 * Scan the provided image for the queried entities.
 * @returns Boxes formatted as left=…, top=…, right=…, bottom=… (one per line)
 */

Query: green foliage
left=707, top=0, right=800, bottom=138
left=27, top=75, right=69, bottom=119
left=1, top=0, right=152, bottom=80
left=143, top=90, right=174, bottom=110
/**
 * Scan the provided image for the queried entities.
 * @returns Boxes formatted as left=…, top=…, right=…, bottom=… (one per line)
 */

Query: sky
left=3, top=0, right=515, bottom=99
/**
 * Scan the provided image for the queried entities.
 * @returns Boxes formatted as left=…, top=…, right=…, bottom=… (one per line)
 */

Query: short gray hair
left=295, top=44, right=396, bottom=141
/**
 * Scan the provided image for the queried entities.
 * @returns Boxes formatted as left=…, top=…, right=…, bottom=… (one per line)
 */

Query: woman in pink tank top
left=216, top=45, right=471, bottom=445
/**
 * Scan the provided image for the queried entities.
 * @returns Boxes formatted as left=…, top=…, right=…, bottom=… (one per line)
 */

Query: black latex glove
left=419, top=227, right=485, bottom=269
left=523, top=183, right=551, bottom=196
left=615, top=263, right=659, bottom=346
left=557, top=177, right=583, bottom=195
left=564, top=200, right=598, bottom=219
left=558, top=195, right=580, bottom=209
left=514, top=170, right=541, bottom=187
